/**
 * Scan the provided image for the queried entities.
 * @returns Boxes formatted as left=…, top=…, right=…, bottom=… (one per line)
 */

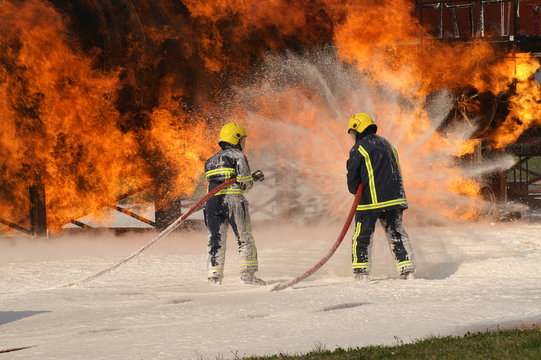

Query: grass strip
left=243, top=329, right=541, bottom=360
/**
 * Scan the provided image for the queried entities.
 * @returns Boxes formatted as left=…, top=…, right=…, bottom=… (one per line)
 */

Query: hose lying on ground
left=57, top=178, right=237, bottom=288
left=271, top=184, right=363, bottom=292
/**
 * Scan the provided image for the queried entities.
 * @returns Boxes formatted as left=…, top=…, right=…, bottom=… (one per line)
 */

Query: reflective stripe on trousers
left=351, top=208, right=414, bottom=274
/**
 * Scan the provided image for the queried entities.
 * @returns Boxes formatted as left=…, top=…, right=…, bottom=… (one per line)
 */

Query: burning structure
left=416, top=0, right=541, bottom=209
left=0, top=0, right=540, bottom=236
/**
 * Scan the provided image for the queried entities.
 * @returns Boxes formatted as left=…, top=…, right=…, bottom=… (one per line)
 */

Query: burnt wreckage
left=416, top=0, right=541, bottom=213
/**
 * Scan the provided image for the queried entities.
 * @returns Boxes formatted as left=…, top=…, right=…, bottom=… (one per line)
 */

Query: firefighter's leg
left=378, top=208, right=415, bottom=277
left=227, top=196, right=265, bottom=285
left=205, top=197, right=229, bottom=283
left=352, top=211, right=378, bottom=276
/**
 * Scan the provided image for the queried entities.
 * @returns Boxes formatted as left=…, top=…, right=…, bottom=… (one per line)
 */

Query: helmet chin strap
left=239, top=136, right=246, bottom=151
left=349, top=131, right=357, bottom=144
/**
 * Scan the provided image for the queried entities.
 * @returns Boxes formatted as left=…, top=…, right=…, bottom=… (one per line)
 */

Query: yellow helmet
left=219, top=122, right=247, bottom=145
left=347, top=113, right=376, bottom=134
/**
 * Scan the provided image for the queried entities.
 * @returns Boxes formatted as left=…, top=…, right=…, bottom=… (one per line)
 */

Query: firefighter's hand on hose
left=252, top=170, right=264, bottom=182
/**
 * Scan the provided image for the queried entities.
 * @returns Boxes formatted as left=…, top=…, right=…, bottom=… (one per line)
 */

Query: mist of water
left=231, top=48, right=506, bottom=224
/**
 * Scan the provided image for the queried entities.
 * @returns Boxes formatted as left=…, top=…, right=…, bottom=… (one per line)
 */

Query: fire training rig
left=415, top=0, right=541, bottom=209
left=2, top=1, right=540, bottom=237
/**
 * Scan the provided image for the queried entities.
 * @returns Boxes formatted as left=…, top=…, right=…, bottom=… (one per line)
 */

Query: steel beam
left=29, top=183, right=47, bottom=236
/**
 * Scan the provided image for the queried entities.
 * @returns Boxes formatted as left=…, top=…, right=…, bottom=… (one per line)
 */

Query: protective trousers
left=351, top=208, right=414, bottom=275
left=204, top=194, right=258, bottom=279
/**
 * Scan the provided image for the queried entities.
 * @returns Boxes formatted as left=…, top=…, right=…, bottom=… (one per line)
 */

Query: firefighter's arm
left=346, top=147, right=362, bottom=195
left=236, top=154, right=254, bottom=191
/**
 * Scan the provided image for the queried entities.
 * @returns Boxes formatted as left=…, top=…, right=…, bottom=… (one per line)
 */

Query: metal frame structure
left=505, top=136, right=541, bottom=206
left=508, top=156, right=541, bottom=203
left=0, top=184, right=46, bottom=236
left=415, top=0, right=541, bottom=210
left=415, top=0, right=541, bottom=45
left=417, top=0, right=516, bottom=39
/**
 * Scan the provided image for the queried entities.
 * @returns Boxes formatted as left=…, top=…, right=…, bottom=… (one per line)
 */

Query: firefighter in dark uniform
left=204, top=122, right=265, bottom=285
left=346, top=113, right=415, bottom=281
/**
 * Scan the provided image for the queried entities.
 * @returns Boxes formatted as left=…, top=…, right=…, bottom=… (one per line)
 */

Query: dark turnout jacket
left=346, top=130, right=407, bottom=212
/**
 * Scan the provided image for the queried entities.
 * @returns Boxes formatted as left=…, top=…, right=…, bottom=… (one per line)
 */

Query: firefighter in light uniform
left=204, top=122, right=265, bottom=285
left=346, top=113, right=415, bottom=281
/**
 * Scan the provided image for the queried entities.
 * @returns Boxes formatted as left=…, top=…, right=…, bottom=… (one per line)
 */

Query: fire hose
left=58, top=178, right=238, bottom=288
left=271, top=184, right=363, bottom=292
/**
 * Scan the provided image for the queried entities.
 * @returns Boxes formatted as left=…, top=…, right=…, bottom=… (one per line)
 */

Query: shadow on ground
left=0, top=311, right=50, bottom=326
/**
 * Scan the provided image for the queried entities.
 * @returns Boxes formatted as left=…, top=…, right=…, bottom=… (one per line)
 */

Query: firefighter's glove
left=252, top=170, right=265, bottom=182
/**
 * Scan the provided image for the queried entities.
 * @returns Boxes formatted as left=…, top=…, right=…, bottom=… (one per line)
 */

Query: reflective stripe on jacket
left=346, top=132, right=407, bottom=212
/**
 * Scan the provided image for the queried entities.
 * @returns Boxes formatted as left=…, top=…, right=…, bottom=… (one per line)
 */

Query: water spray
left=57, top=178, right=238, bottom=288
left=271, top=184, right=363, bottom=291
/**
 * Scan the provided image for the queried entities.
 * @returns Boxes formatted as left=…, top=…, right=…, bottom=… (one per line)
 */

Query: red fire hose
left=59, top=178, right=237, bottom=288
left=271, top=184, right=363, bottom=291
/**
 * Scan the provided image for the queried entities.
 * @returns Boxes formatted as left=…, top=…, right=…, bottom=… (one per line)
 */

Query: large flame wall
left=1, top=0, right=540, bottom=231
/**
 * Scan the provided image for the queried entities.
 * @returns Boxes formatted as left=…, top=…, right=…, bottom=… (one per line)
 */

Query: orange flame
left=2, top=0, right=541, bottom=231
left=0, top=0, right=149, bottom=231
left=0, top=0, right=214, bottom=232
left=457, top=139, right=481, bottom=157
left=489, top=56, right=541, bottom=149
